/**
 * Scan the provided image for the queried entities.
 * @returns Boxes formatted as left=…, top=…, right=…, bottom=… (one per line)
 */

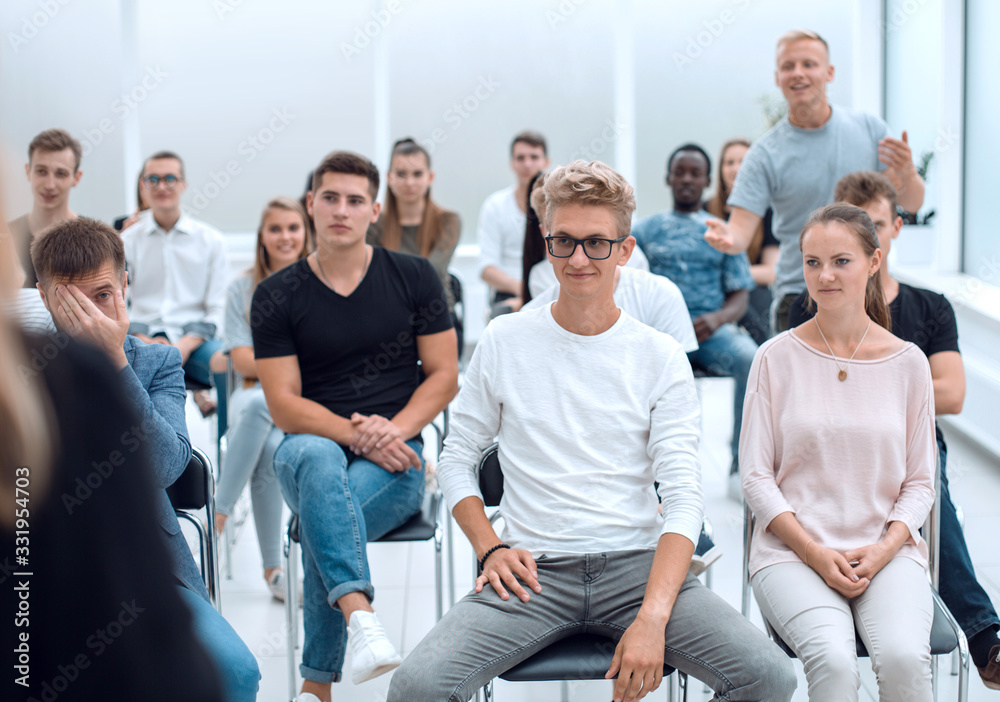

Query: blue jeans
left=184, top=337, right=228, bottom=436
left=273, top=434, right=425, bottom=682
left=687, top=322, right=758, bottom=463
left=937, top=434, right=1000, bottom=640
left=176, top=585, right=260, bottom=702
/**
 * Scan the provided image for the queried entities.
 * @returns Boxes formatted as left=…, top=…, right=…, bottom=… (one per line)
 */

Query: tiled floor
left=185, top=376, right=1000, bottom=701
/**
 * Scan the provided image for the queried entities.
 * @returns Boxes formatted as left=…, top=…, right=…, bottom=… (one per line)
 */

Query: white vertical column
left=936, top=0, right=964, bottom=273
left=852, top=0, right=884, bottom=115
left=119, top=0, right=142, bottom=211
left=613, top=0, right=636, bottom=189
left=372, top=0, right=390, bottom=196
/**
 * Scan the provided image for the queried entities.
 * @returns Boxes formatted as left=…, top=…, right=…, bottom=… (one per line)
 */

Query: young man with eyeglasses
left=122, top=150, right=228, bottom=420
left=389, top=160, right=795, bottom=702
left=633, top=144, right=757, bottom=487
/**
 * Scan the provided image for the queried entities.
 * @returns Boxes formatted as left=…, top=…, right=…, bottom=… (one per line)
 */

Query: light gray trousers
left=753, top=558, right=933, bottom=702
left=389, top=549, right=797, bottom=702
left=215, top=385, right=285, bottom=569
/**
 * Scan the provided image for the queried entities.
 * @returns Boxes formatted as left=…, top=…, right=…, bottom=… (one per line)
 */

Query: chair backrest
left=167, top=446, right=213, bottom=511
left=478, top=444, right=504, bottom=508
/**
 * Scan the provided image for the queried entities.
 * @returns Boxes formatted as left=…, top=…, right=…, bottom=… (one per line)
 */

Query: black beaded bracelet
left=478, top=543, right=511, bottom=573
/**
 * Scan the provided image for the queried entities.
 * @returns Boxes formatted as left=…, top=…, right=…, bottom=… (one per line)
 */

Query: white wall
left=2, top=0, right=861, bottom=236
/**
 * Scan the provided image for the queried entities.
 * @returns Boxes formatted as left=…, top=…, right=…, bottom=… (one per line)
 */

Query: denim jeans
left=176, top=585, right=260, bottom=702
left=184, top=337, right=228, bottom=436
left=216, top=385, right=286, bottom=569
left=273, top=434, right=425, bottom=682
left=389, top=551, right=796, bottom=701
left=687, top=322, right=758, bottom=463
left=937, top=434, right=1000, bottom=640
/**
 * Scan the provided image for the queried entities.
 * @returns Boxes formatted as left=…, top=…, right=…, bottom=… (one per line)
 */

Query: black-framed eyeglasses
left=544, top=235, right=627, bottom=260
left=143, top=174, right=181, bottom=188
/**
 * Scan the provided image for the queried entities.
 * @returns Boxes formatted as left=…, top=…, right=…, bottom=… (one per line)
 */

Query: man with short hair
left=705, top=29, right=924, bottom=334
left=389, top=160, right=795, bottom=702
left=633, top=144, right=757, bottom=480
left=9, top=128, right=83, bottom=288
left=122, top=150, right=228, bottom=419
left=477, top=130, right=550, bottom=313
left=30, top=216, right=260, bottom=702
left=252, top=151, right=458, bottom=701
left=4, top=128, right=83, bottom=333
left=787, top=170, right=1000, bottom=689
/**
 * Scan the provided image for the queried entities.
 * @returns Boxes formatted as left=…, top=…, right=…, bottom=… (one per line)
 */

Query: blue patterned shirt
left=632, top=209, right=754, bottom=319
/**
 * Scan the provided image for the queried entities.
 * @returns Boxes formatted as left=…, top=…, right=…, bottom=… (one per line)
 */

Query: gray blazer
left=121, top=335, right=209, bottom=601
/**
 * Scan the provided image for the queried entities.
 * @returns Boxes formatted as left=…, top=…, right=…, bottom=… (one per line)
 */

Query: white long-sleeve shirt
left=122, top=209, right=228, bottom=341
left=438, top=303, right=703, bottom=555
left=476, top=186, right=526, bottom=281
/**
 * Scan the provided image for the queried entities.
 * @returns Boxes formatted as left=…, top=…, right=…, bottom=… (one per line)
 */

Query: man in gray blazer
left=31, top=216, right=260, bottom=702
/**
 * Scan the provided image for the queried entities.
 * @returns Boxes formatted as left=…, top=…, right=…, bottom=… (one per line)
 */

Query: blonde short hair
left=776, top=29, right=829, bottom=58
left=542, top=160, right=636, bottom=239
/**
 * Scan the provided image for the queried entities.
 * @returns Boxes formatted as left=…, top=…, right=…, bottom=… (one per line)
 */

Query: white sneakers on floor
left=347, top=610, right=402, bottom=684
left=294, top=693, right=322, bottom=702
left=266, top=569, right=287, bottom=602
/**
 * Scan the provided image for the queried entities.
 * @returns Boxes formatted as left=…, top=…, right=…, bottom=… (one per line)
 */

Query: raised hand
left=878, top=130, right=917, bottom=193
left=703, top=218, right=734, bottom=253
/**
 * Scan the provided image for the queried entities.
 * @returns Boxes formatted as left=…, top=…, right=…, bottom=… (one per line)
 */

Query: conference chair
left=168, top=445, right=222, bottom=612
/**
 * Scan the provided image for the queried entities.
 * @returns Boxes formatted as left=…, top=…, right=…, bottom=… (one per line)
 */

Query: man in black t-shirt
left=252, top=151, right=458, bottom=700
left=788, top=171, right=1000, bottom=687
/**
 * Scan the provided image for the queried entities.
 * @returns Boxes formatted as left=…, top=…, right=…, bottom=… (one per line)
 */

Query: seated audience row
left=5, top=24, right=998, bottom=699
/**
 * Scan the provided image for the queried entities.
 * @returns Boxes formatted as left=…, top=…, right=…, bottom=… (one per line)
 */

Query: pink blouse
left=740, top=330, right=936, bottom=578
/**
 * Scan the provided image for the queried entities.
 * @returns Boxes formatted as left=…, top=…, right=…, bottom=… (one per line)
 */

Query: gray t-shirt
left=727, top=105, right=890, bottom=301
left=223, top=274, right=254, bottom=353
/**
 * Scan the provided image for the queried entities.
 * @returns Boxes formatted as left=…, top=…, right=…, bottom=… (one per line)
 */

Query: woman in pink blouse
left=740, top=203, right=937, bottom=701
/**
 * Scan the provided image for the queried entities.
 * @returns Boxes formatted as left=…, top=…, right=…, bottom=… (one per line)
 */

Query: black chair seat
left=167, top=451, right=209, bottom=510
left=288, top=491, right=439, bottom=544
left=501, top=632, right=676, bottom=682
left=766, top=590, right=959, bottom=658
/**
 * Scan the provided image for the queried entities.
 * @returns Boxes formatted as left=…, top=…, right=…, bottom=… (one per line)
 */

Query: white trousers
left=752, top=557, right=933, bottom=702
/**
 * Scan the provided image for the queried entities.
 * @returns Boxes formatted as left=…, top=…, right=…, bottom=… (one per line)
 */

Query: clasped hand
left=806, top=541, right=894, bottom=598
left=349, top=413, right=420, bottom=473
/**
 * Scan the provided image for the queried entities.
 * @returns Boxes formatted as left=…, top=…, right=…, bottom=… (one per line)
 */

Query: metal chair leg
left=284, top=530, right=298, bottom=701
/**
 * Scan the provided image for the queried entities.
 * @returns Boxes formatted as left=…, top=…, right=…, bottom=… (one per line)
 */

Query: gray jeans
left=388, top=549, right=796, bottom=701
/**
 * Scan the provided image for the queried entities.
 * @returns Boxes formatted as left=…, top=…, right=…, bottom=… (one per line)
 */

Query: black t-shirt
left=787, top=282, right=960, bottom=357
left=251, top=248, right=452, bottom=424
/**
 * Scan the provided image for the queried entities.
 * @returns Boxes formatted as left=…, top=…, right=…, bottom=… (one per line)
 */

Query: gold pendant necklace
left=815, top=318, right=871, bottom=381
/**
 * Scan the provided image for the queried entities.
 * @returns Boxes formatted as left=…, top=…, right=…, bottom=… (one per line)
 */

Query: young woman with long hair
left=742, top=203, right=935, bottom=700
left=215, top=196, right=312, bottom=600
left=369, top=138, right=460, bottom=307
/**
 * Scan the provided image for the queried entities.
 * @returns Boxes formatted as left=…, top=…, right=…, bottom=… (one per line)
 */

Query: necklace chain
left=815, top=318, right=871, bottom=381
left=315, top=246, right=371, bottom=291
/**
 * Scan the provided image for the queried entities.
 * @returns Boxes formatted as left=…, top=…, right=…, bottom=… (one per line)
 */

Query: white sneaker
left=295, top=693, right=322, bottom=702
left=266, top=570, right=287, bottom=602
left=347, top=610, right=402, bottom=684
